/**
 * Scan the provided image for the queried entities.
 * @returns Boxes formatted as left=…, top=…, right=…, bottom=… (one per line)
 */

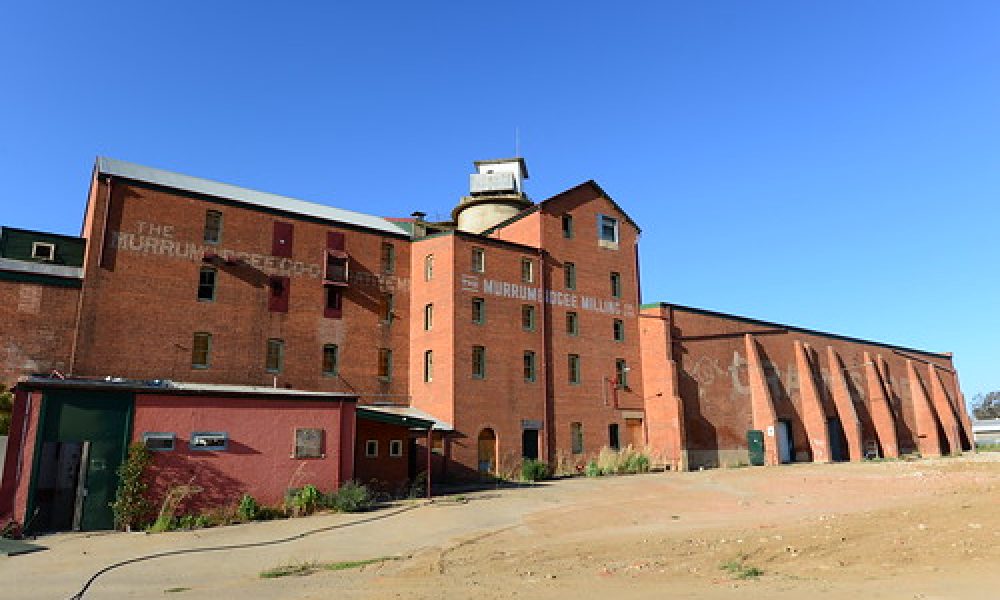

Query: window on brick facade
left=523, top=351, right=536, bottom=382
left=325, top=253, right=349, bottom=285
left=610, top=271, right=622, bottom=298
left=609, top=424, right=620, bottom=450
left=424, top=303, right=433, bottom=330
left=472, top=345, right=486, bottom=379
left=566, top=311, right=579, bottom=336
left=378, top=348, right=392, bottom=380
left=423, top=350, right=433, bottom=382
left=381, top=242, right=395, bottom=274
left=472, top=297, right=485, bottom=324
left=616, top=358, right=628, bottom=388
left=198, top=267, right=217, bottom=301
left=266, top=339, right=284, bottom=373
left=613, top=319, right=624, bottom=342
left=564, top=262, right=576, bottom=290
left=599, top=214, right=619, bottom=244
left=562, top=214, right=574, bottom=239
left=204, top=210, right=223, bottom=244
left=192, top=332, right=211, bottom=369
left=571, top=422, right=584, bottom=454
left=424, top=254, right=434, bottom=281
left=380, top=293, right=394, bottom=323
left=521, top=305, right=535, bottom=331
left=568, top=353, right=581, bottom=384
left=471, top=247, right=485, bottom=273
left=322, top=344, right=339, bottom=376
left=521, top=258, right=534, bottom=283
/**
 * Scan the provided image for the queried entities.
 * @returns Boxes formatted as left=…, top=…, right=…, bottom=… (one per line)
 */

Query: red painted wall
left=132, top=394, right=355, bottom=513
left=353, top=418, right=413, bottom=492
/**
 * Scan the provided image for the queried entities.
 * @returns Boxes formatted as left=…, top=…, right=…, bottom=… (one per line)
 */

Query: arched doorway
left=477, top=428, right=497, bottom=474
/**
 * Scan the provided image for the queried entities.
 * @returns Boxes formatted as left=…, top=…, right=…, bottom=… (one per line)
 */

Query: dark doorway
left=33, top=441, right=88, bottom=532
left=608, top=424, right=620, bottom=450
left=777, top=420, right=794, bottom=464
left=407, top=437, right=418, bottom=481
left=521, top=429, right=539, bottom=460
left=828, top=418, right=848, bottom=461
left=747, top=430, right=765, bottom=466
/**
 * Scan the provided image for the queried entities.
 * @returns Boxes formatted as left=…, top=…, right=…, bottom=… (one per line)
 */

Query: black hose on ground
left=67, top=503, right=423, bottom=600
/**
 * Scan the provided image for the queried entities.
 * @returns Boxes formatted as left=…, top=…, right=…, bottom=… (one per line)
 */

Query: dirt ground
left=4, top=453, right=999, bottom=599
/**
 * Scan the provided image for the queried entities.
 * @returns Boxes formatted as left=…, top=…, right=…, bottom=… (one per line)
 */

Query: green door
left=29, top=390, right=132, bottom=531
left=747, top=430, right=765, bottom=466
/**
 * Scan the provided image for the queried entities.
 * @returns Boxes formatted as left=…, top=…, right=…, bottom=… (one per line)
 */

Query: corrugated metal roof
left=96, top=157, right=409, bottom=237
left=359, top=405, right=453, bottom=430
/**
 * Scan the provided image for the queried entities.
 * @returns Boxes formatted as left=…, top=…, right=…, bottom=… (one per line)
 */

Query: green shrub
left=111, top=443, right=153, bottom=531
left=585, top=459, right=601, bottom=477
left=520, top=459, right=551, bottom=482
left=238, top=493, right=260, bottom=521
left=328, top=481, right=373, bottom=512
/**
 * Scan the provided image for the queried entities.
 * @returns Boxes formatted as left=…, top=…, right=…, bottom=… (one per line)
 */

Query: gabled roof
left=95, top=157, right=410, bottom=237
left=481, top=180, right=641, bottom=236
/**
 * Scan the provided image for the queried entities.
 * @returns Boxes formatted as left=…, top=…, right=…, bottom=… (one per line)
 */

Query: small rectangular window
left=378, top=348, right=392, bottom=380
left=204, top=210, right=223, bottom=244
left=389, top=439, right=403, bottom=457
left=521, top=305, right=535, bottom=331
left=322, top=344, right=339, bottom=376
left=472, top=298, right=485, bottom=325
left=424, top=254, right=434, bottom=281
left=613, top=319, right=624, bottom=342
left=564, top=262, right=576, bottom=290
left=198, top=267, right=217, bottom=302
left=523, top=351, right=536, bottom=382
left=365, top=439, right=378, bottom=457
left=423, top=350, right=433, bottom=382
left=472, top=345, right=486, bottom=379
left=380, top=293, right=394, bottom=323
left=599, top=215, right=619, bottom=244
left=381, top=242, right=396, bottom=274
left=324, top=287, right=343, bottom=319
left=424, top=303, right=433, bottom=331
left=31, top=242, right=55, bottom=261
left=521, top=258, right=534, bottom=283
left=143, top=432, right=175, bottom=452
left=295, top=428, right=324, bottom=459
left=566, top=311, right=579, bottom=336
left=562, top=214, right=574, bottom=239
left=568, top=354, right=581, bottom=384
left=471, top=247, right=485, bottom=273
left=616, top=358, right=629, bottom=388
left=273, top=222, right=294, bottom=258
left=610, top=272, right=622, bottom=298
left=266, top=338, right=284, bottom=373
left=268, top=276, right=290, bottom=313
left=190, top=432, right=228, bottom=451
left=571, top=422, right=584, bottom=454
left=609, top=424, right=620, bottom=451
left=192, top=332, right=211, bottom=369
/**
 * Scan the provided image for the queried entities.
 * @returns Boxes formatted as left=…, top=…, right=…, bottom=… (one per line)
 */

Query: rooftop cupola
left=453, top=158, right=533, bottom=233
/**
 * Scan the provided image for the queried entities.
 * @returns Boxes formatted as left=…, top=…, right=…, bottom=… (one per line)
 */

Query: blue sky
left=1, top=2, right=997, bottom=400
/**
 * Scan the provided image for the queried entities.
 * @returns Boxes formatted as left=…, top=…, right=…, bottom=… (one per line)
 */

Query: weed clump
left=520, top=459, right=551, bottom=482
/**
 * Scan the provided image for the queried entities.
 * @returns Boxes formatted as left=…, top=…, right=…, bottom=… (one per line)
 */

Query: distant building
left=972, top=419, right=1000, bottom=447
left=0, top=157, right=975, bottom=532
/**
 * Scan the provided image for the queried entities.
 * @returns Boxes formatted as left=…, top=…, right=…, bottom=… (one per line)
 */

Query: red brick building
left=0, top=156, right=975, bottom=531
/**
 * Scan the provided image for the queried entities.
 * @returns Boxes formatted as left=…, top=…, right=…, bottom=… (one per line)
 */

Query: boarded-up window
left=324, top=287, right=343, bottom=319
left=192, top=332, right=211, bottom=368
left=268, top=276, right=290, bottom=313
left=295, top=428, right=324, bottom=459
left=378, top=348, right=392, bottom=380
left=273, top=222, right=294, bottom=257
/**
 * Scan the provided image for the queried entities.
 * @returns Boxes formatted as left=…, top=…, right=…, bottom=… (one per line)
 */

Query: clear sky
left=2, top=2, right=997, bottom=400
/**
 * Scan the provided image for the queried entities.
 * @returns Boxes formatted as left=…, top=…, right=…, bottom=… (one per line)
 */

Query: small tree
left=971, top=391, right=1000, bottom=420
left=0, top=384, right=12, bottom=435
left=111, top=443, right=153, bottom=531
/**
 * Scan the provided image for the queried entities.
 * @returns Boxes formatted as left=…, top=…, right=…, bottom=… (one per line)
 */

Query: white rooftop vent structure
left=454, top=158, right=533, bottom=234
